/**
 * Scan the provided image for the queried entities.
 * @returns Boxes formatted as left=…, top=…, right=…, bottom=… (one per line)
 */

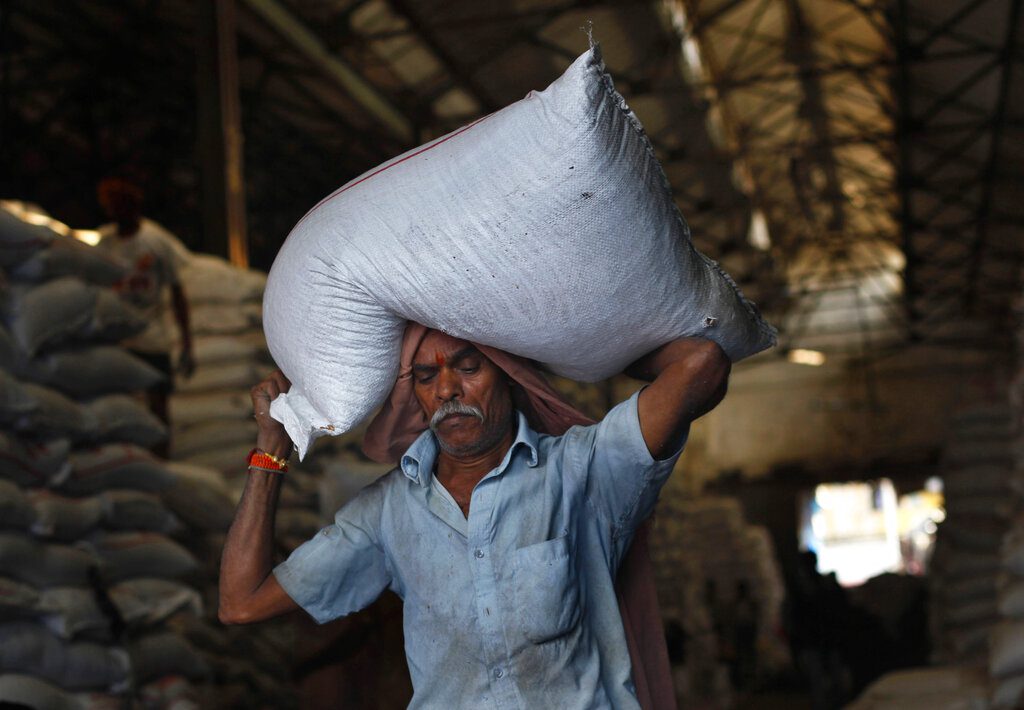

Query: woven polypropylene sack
left=264, top=45, right=776, bottom=456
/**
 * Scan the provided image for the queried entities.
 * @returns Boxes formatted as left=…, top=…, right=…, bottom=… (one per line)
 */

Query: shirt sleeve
left=566, top=389, right=686, bottom=538
left=273, top=479, right=392, bottom=624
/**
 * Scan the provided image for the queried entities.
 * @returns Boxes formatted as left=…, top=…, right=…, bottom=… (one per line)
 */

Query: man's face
left=412, top=331, right=514, bottom=458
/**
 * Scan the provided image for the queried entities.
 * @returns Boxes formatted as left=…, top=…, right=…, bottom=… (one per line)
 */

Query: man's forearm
left=171, top=284, right=191, bottom=349
left=633, top=338, right=731, bottom=459
left=218, top=470, right=283, bottom=622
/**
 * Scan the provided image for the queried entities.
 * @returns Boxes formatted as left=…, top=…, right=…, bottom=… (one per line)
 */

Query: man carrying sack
left=219, top=322, right=730, bottom=708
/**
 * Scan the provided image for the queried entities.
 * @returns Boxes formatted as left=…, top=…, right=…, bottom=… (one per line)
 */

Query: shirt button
left=474, top=549, right=484, bottom=559
left=494, top=668, right=504, bottom=679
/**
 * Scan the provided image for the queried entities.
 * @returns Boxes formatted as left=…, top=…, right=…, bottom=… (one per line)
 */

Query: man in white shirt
left=95, top=178, right=194, bottom=433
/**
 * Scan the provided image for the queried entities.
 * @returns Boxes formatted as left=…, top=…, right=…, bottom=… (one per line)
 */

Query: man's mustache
left=429, top=400, right=484, bottom=430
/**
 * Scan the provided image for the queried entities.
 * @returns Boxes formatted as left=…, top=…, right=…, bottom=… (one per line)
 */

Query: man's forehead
left=412, top=331, right=477, bottom=363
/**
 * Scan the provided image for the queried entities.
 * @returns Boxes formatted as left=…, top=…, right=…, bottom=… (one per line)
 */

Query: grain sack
left=0, top=578, right=40, bottom=620
left=991, top=620, right=1024, bottom=677
left=35, top=587, right=109, bottom=640
left=180, top=442, right=253, bottom=475
left=160, top=468, right=236, bottom=532
left=86, top=395, right=166, bottom=447
left=0, top=621, right=130, bottom=691
left=1004, top=528, right=1024, bottom=576
left=993, top=674, right=1024, bottom=709
left=192, top=332, right=268, bottom=366
left=168, top=390, right=253, bottom=427
left=86, top=290, right=147, bottom=343
left=0, top=207, right=55, bottom=266
left=0, top=479, right=35, bottom=529
left=0, top=369, right=38, bottom=423
left=60, top=444, right=176, bottom=495
left=264, top=45, right=775, bottom=456
left=24, top=346, right=164, bottom=398
left=175, top=360, right=273, bottom=395
left=0, top=432, right=70, bottom=487
left=190, top=302, right=262, bottom=336
left=0, top=673, right=120, bottom=710
left=2, top=277, right=98, bottom=356
left=28, top=491, right=104, bottom=541
left=0, top=321, right=22, bottom=372
left=101, top=490, right=180, bottom=533
left=180, top=253, right=267, bottom=303
left=0, top=534, right=98, bottom=588
left=15, top=383, right=98, bottom=441
left=85, top=532, right=198, bottom=583
left=998, top=580, right=1024, bottom=618
left=8, top=234, right=129, bottom=286
left=128, top=631, right=211, bottom=683
left=169, top=419, right=257, bottom=459
left=943, top=465, right=1012, bottom=495
left=108, top=578, right=203, bottom=629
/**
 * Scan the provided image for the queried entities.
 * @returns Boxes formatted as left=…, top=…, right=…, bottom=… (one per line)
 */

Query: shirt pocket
left=512, top=534, right=581, bottom=644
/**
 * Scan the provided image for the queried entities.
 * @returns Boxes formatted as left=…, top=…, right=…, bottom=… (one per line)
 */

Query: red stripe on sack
left=295, top=113, right=496, bottom=229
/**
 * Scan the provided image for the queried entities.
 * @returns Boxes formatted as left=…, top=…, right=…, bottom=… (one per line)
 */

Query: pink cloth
left=363, top=323, right=677, bottom=710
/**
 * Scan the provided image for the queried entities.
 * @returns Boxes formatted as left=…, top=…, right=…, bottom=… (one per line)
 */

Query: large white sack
left=23, top=347, right=164, bottom=398
left=264, top=45, right=776, bottom=456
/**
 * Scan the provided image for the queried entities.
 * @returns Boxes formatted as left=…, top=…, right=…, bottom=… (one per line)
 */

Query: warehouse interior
left=1, top=0, right=1022, bottom=707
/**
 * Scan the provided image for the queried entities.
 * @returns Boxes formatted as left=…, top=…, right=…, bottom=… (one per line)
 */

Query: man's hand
left=251, top=370, right=293, bottom=460
left=630, top=338, right=731, bottom=460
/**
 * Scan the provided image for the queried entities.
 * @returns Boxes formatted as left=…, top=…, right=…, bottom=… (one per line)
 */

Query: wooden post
left=196, top=0, right=248, bottom=267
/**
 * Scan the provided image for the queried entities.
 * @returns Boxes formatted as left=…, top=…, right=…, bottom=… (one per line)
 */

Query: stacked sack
left=167, top=254, right=332, bottom=556
left=988, top=309, right=1024, bottom=708
left=649, top=494, right=788, bottom=702
left=929, top=401, right=1017, bottom=668
left=169, top=254, right=271, bottom=475
left=0, top=204, right=296, bottom=708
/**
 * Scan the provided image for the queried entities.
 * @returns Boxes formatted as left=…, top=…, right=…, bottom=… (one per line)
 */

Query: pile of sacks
left=649, top=494, right=788, bottom=702
left=168, top=254, right=339, bottom=555
left=0, top=204, right=295, bottom=708
left=987, top=351, right=1024, bottom=707
left=928, top=402, right=1018, bottom=668
left=169, top=254, right=271, bottom=474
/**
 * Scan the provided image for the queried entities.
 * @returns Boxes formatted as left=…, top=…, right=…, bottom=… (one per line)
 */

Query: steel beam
left=239, top=0, right=414, bottom=143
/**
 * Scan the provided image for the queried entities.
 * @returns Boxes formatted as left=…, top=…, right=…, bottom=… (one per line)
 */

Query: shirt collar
left=399, top=410, right=540, bottom=487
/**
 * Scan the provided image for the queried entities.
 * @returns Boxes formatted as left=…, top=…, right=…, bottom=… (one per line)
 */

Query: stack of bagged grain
left=929, top=401, right=1017, bottom=667
left=987, top=304, right=1024, bottom=709
left=0, top=204, right=294, bottom=708
left=649, top=492, right=788, bottom=704
left=169, top=253, right=271, bottom=475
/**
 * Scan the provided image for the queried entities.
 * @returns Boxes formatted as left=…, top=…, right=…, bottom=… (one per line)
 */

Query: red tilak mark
left=435, top=352, right=446, bottom=367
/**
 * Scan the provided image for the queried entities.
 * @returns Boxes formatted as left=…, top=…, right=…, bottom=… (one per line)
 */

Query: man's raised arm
left=627, top=338, right=732, bottom=460
left=218, top=370, right=300, bottom=624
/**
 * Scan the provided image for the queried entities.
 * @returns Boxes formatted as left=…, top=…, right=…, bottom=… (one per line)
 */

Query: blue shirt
left=274, top=391, right=684, bottom=709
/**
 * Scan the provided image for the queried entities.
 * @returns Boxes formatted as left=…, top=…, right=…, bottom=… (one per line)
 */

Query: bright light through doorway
left=799, top=478, right=944, bottom=586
